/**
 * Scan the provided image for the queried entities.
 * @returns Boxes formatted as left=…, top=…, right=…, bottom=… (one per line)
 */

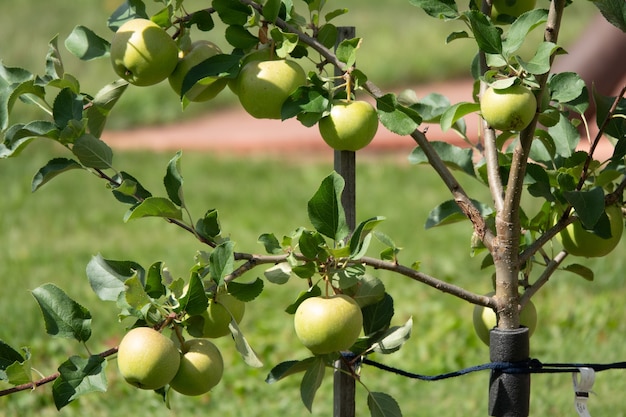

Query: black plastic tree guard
left=488, top=327, right=530, bottom=417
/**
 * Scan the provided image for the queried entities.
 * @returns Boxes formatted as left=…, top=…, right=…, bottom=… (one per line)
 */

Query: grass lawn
left=1, top=143, right=626, bottom=416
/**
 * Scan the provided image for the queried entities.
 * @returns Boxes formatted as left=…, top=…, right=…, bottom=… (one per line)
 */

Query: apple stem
left=173, top=324, right=187, bottom=352
left=344, top=72, right=352, bottom=103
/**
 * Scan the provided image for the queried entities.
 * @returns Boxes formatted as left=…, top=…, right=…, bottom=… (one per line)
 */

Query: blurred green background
left=2, top=1, right=623, bottom=416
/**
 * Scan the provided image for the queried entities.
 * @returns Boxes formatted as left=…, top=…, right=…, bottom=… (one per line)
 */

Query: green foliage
left=2, top=0, right=626, bottom=416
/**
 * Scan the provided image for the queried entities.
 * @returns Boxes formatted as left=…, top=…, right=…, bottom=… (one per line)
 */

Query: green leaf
left=213, top=0, right=253, bottom=25
left=52, top=88, right=83, bottom=130
left=463, top=10, right=502, bottom=54
left=546, top=113, right=580, bottom=157
left=593, top=0, right=626, bottom=32
left=145, top=262, right=167, bottom=299
left=110, top=171, right=152, bottom=204
left=349, top=216, right=386, bottom=259
left=72, top=134, right=113, bottom=169
left=502, top=9, right=548, bottom=55
left=44, top=35, right=64, bottom=81
left=0, top=65, right=41, bottom=130
left=368, top=391, right=403, bottom=417
left=285, top=285, right=322, bottom=314
left=408, top=0, right=459, bottom=20
left=409, top=141, right=476, bottom=177
left=563, top=187, right=606, bottom=230
left=344, top=274, right=386, bottom=308
left=282, top=85, right=329, bottom=124
left=270, top=28, right=300, bottom=58
left=210, top=241, right=236, bottom=285
left=425, top=199, right=493, bottom=229
left=371, top=317, right=413, bottom=354
left=308, top=172, right=349, bottom=241
left=87, top=79, right=129, bottom=137
left=164, top=151, right=184, bottom=207
left=86, top=254, right=145, bottom=302
left=300, top=356, right=326, bottom=412
left=516, top=41, right=562, bottom=75
left=195, top=209, right=222, bottom=242
left=263, top=0, right=283, bottom=22
left=376, top=94, right=421, bottom=136
left=0, top=340, right=25, bottom=381
left=181, top=54, right=241, bottom=97
left=1, top=120, right=60, bottom=158
left=439, top=101, right=480, bottom=132
left=317, top=23, right=338, bottom=49
left=549, top=72, right=586, bottom=104
left=563, top=263, right=594, bottom=281
left=179, top=273, right=208, bottom=315
left=298, top=230, right=328, bottom=259
left=5, top=355, right=32, bottom=386
left=335, top=37, right=361, bottom=69
left=107, top=0, right=149, bottom=31
left=31, top=284, right=92, bottom=342
left=325, top=8, right=349, bottom=22
left=65, top=26, right=110, bottom=61
left=227, top=278, right=264, bottom=302
left=224, top=25, right=260, bottom=50
left=187, top=9, right=215, bottom=31
left=123, top=197, right=183, bottom=222
left=229, top=320, right=263, bottom=367
left=264, top=263, right=292, bottom=284
left=258, top=233, right=283, bottom=254
left=266, top=358, right=316, bottom=383
left=362, top=293, right=394, bottom=337
left=32, top=158, right=83, bottom=192
left=52, top=355, right=107, bottom=410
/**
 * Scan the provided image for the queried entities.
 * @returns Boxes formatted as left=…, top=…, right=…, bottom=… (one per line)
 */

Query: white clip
left=572, top=367, right=595, bottom=417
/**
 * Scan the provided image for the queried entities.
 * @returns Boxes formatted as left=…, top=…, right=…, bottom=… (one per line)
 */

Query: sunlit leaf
left=86, top=254, right=144, bottom=302
left=65, top=26, right=110, bottom=61
left=52, top=355, right=107, bottom=410
left=307, top=172, right=349, bottom=242
left=123, top=197, right=183, bottom=222
left=72, top=134, right=113, bottom=169
left=368, top=391, right=403, bottom=417
left=31, top=284, right=92, bottom=342
left=32, top=157, right=83, bottom=192
left=300, top=356, right=325, bottom=412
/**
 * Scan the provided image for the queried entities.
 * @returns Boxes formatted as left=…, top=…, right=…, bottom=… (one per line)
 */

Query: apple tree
left=1, top=0, right=626, bottom=416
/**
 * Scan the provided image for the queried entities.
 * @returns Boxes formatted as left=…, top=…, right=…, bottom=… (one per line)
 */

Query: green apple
left=480, top=84, right=537, bottom=131
left=558, top=204, right=624, bottom=258
left=492, top=0, right=537, bottom=24
left=294, top=294, right=363, bottom=355
left=116, top=327, right=181, bottom=390
left=228, top=47, right=276, bottom=95
left=169, top=339, right=224, bottom=396
left=236, top=59, right=306, bottom=119
left=318, top=100, right=379, bottom=151
left=168, top=40, right=228, bottom=102
left=472, top=294, right=537, bottom=346
left=110, top=18, right=179, bottom=86
left=200, top=293, right=246, bottom=338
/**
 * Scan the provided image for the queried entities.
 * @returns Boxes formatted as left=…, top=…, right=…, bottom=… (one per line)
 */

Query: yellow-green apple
left=236, top=59, right=306, bottom=119
left=199, top=293, right=246, bottom=338
left=168, top=40, right=228, bottom=102
left=294, top=294, right=363, bottom=355
left=228, top=47, right=276, bottom=95
left=492, top=0, right=537, bottom=23
left=116, top=327, right=181, bottom=390
left=558, top=204, right=624, bottom=257
left=110, top=18, right=179, bottom=86
left=318, top=100, right=379, bottom=151
left=480, top=84, right=537, bottom=131
left=169, top=338, right=224, bottom=396
left=472, top=294, right=537, bottom=346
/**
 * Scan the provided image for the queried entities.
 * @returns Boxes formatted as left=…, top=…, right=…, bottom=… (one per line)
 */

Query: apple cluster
left=116, top=291, right=246, bottom=396
left=110, top=18, right=379, bottom=152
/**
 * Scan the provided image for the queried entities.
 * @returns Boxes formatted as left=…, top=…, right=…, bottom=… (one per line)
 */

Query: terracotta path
left=101, top=78, right=613, bottom=160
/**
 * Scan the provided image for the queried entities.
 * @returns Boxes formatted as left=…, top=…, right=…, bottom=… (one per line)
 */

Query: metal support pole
left=333, top=25, right=357, bottom=417
left=488, top=327, right=531, bottom=417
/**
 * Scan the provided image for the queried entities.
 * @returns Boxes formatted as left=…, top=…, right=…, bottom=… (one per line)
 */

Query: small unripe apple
left=169, top=339, right=224, bottom=396
left=236, top=59, right=306, bottom=119
left=110, top=19, right=179, bottom=86
left=318, top=100, right=379, bottom=151
left=480, top=84, right=537, bottom=131
left=294, top=294, right=363, bottom=355
left=200, top=293, right=246, bottom=338
left=472, top=293, right=538, bottom=346
left=558, top=204, right=624, bottom=258
left=168, top=40, right=228, bottom=102
left=116, top=327, right=181, bottom=390
left=492, top=0, right=537, bottom=23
